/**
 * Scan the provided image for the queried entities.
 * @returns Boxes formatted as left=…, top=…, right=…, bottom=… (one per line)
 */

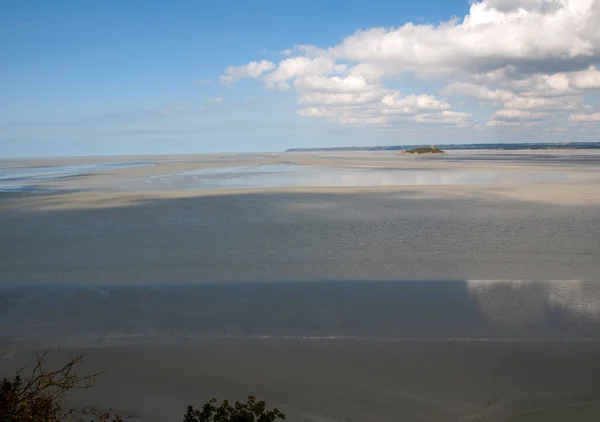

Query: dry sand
left=1, top=150, right=600, bottom=421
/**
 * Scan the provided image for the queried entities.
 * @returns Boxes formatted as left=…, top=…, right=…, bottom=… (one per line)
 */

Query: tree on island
left=399, top=145, right=444, bottom=154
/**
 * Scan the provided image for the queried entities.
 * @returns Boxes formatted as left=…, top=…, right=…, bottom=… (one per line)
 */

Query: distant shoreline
left=286, top=141, right=600, bottom=152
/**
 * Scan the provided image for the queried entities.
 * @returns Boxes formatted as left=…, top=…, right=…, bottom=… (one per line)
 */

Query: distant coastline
left=286, top=141, right=600, bottom=152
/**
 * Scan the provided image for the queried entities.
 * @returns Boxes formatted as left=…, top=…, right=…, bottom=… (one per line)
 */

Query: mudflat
left=1, top=150, right=599, bottom=283
left=1, top=150, right=600, bottom=421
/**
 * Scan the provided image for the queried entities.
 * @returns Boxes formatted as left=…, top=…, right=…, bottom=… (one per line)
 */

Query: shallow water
left=0, top=161, right=155, bottom=192
left=121, top=164, right=596, bottom=191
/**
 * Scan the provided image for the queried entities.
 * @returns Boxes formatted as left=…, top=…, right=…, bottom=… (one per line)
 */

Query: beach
left=1, top=150, right=600, bottom=421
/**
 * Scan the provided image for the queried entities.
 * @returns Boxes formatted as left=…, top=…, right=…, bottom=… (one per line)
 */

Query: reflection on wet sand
left=2, top=280, right=600, bottom=348
left=120, top=164, right=598, bottom=191
left=467, top=280, right=600, bottom=324
left=0, top=161, right=155, bottom=192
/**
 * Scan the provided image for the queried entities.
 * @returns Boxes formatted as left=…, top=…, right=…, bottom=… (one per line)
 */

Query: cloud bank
left=220, top=0, right=600, bottom=132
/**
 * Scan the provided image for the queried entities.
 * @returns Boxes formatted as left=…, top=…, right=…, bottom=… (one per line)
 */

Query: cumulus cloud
left=381, top=94, right=451, bottom=114
left=298, top=90, right=385, bottom=106
left=484, top=0, right=564, bottom=13
left=486, top=109, right=549, bottom=127
left=503, top=95, right=580, bottom=111
left=348, top=63, right=388, bottom=84
left=220, top=60, right=276, bottom=84
left=296, top=107, right=334, bottom=118
left=569, top=112, right=600, bottom=122
left=495, top=66, right=600, bottom=97
left=297, top=106, right=388, bottom=125
left=338, top=115, right=389, bottom=125
left=489, top=109, right=548, bottom=121
left=295, top=75, right=376, bottom=93
left=566, top=65, right=600, bottom=89
left=219, top=0, right=600, bottom=131
left=264, top=57, right=345, bottom=84
left=442, top=83, right=514, bottom=103
left=415, top=111, right=473, bottom=126
left=443, top=80, right=583, bottom=112
left=331, top=0, right=599, bottom=77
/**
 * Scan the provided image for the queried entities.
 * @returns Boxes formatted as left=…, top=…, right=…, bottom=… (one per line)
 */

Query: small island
left=397, top=145, right=445, bottom=155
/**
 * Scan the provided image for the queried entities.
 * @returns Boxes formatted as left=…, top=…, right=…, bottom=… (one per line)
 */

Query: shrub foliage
left=183, top=396, right=286, bottom=422
left=1, top=351, right=285, bottom=422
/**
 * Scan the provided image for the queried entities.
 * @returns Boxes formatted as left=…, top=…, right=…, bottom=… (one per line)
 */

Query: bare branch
left=1, top=350, right=103, bottom=422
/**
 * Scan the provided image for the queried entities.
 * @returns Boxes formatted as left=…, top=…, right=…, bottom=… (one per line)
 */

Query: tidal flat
left=1, top=150, right=600, bottom=421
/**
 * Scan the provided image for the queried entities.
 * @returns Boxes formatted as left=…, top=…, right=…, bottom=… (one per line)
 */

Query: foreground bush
left=0, top=351, right=102, bottom=422
left=183, top=396, right=285, bottom=422
left=1, top=351, right=285, bottom=422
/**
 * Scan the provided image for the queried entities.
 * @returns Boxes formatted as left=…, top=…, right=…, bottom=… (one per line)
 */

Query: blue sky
left=1, top=0, right=599, bottom=157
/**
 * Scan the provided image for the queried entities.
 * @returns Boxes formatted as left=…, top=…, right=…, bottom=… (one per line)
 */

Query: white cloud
left=544, top=126, right=568, bottom=132
left=484, top=0, right=564, bottom=13
left=297, top=106, right=388, bottom=126
left=348, top=63, right=388, bottom=84
left=263, top=56, right=346, bottom=86
left=443, top=81, right=582, bottom=112
left=382, top=93, right=451, bottom=114
left=331, top=0, right=599, bottom=77
left=489, top=109, right=548, bottom=121
left=270, top=82, right=291, bottom=91
left=293, top=73, right=392, bottom=111
left=207, top=97, right=224, bottom=103
left=568, top=65, right=600, bottom=90
left=486, top=109, right=550, bottom=127
left=569, top=112, right=600, bottom=122
left=296, top=107, right=334, bottom=118
left=220, top=0, right=600, bottom=132
left=442, top=82, right=514, bottom=103
left=339, top=115, right=389, bottom=125
left=503, top=95, right=580, bottom=110
left=474, top=66, right=600, bottom=97
left=415, top=110, right=472, bottom=126
left=298, top=91, right=385, bottom=106
left=506, top=66, right=600, bottom=96
left=486, top=120, right=525, bottom=127
left=295, top=75, right=376, bottom=93
left=220, top=60, right=276, bottom=84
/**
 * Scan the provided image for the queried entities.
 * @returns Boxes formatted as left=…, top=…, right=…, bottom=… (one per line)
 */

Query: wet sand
left=1, top=189, right=598, bottom=283
left=4, top=341, right=600, bottom=422
left=1, top=150, right=600, bottom=421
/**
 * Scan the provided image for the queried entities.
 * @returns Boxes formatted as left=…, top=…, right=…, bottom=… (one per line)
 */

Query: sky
left=1, top=0, right=599, bottom=157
